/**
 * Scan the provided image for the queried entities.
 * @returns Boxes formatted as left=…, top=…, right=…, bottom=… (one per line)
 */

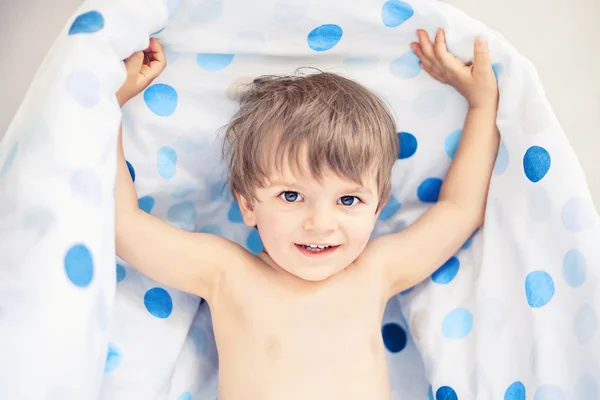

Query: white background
left=1, top=0, right=598, bottom=207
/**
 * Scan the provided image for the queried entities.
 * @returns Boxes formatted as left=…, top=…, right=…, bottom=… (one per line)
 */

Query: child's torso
left=210, top=257, right=391, bottom=400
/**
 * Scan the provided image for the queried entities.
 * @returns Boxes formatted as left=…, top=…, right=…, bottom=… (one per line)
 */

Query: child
left=115, top=29, right=499, bottom=399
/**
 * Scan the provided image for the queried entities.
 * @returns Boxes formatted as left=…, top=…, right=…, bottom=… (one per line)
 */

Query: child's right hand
left=116, top=38, right=167, bottom=107
left=411, top=29, right=498, bottom=110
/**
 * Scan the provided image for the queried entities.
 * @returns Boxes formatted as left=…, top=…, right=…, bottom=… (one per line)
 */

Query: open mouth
left=295, top=243, right=340, bottom=255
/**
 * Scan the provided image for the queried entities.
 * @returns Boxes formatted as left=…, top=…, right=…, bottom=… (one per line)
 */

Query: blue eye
left=280, top=191, right=303, bottom=202
left=338, top=196, right=360, bottom=206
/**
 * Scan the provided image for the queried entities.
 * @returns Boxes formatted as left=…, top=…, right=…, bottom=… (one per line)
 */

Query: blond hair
left=223, top=71, right=398, bottom=210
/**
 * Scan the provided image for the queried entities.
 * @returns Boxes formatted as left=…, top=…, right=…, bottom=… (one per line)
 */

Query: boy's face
left=238, top=160, right=382, bottom=282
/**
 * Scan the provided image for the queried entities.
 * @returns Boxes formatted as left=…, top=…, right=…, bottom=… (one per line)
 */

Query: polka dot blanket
left=1, top=0, right=599, bottom=398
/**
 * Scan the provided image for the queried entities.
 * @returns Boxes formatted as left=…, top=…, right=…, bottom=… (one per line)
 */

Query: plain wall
left=1, top=0, right=598, bottom=207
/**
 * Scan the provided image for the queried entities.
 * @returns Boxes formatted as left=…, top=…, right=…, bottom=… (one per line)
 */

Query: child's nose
left=302, top=204, right=338, bottom=232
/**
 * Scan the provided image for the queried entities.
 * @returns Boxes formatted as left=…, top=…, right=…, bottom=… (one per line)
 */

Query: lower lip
left=295, top=244, right=340, bottom=257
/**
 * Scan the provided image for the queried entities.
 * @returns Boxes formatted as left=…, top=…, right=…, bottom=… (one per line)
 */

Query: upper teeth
left=307, top=244, right=329, bottom=249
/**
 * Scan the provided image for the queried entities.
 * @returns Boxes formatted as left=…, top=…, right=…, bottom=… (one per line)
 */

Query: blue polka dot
left=534, top=385, right=566, bottom=400
left=227, top=201, right=244, bottom=223
left=168, top=201, right=196, bottom=230
left=177, top=393, right=192, bottom=400
left=494, top=142, right=509, bottom=174
left=343, top=56, right=380, bottom=71
left=126, top=160, right=136, bottom=182
left=104, top=343, right=122, bottom=373
left=116, top=264, right=126, bottom=282
left=307, top=24, right=343, bottom=51
left=381, top=323, right=407, bottom=353
left=436, top=386, right=458, bottom=400
left=171, top=186, right=194, bottom=199
left=575, top=374, right=598, bottom=400
left=64, top=244, right=94, bottom=287
left=157, top=147, right=177, bottom=179
left=198, top=224, right=222, bottom=236
left=189, top=0, right=223, bottom=24
left=190, top=325, right=209, bottom=356
left=461, top=231, right=477, bottom=250
left=0, top=142, right=18, bottom=178
left=492, top=63, right=504, bottom=82
left=138, top=196, right=155, bottom=214
left=379, top=195, right=401, bottom=222
left=444, top=129, right=462, bottom=158
left=66, top=70, right=100, bottom=108
left=574, top=304, right=597, bottom=345
left=167, top=0, right=179, bottom=18
left=144, top=288, right=173, bottom=318
left=505, top=381, right=526, bottom=400
left=412, top=90, right=446, bottom=118
left=390, top=51, right=422, bottom=79
left=563, top=249, right=586, bottom=288
left=144, top=84, right=178, bottom=117
left=68, top=11, right=104, bottom=35
left=70, top=168, right=101, bottom=207
left=525, top=271, right=555, bottom=308
left=381, top=0, right=414, bottom=27
left=428, top=386, right=434, bottom=400
left=210, top=180, right=229, bottom=202
left=432, top=257, right=460, bottom=284
left=398, top=132, right=417, bottom=159
left=151, top=27, right=165, bottom=36
left=561, top=197, right=595, bottom=232
left=523, top=146, right=551, bottom=183
left=417, top=177, right=442, bottom=203
left=197, top=53, right=235, bottom=71
left=247, top=229, right=264, bottom=254
left=442, top=308, right=473, bottom=339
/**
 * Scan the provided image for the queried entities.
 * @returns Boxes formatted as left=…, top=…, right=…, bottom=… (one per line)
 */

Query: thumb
left=123, top=51, right=144, bottom=71
left=473, top=36, right=491, bottom=72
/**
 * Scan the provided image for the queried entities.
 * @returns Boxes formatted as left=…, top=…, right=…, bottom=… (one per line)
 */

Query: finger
left=433, top=29, right=453, bottom=65
left=420, top=62, right=446, bottom=83
left=417, top=29, right=435, bottom=61
left=473, top=36, right=492, bottom=69
left=124, top=51, right=144, bottom=70
left=410, top=43, right=432, bottom=69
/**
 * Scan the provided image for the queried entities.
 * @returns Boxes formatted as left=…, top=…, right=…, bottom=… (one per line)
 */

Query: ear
left=237, top=194, right=257, bottom=227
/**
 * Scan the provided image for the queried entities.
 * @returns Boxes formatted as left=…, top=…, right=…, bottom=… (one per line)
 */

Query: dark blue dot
left=116, top=264, right=126, bottom=282
left=227, top=201, right=244, bottom=223
left=505, top=381, right=526, bottom=400
left=461, top=230, right=477, bottom=250
left=177, top=393, right=192, bottom=400
left=390, top=51, right=422, bottom=79
left=428, top=386, right=434, bottom=400
left=64, top=244, right=94, bottom=287
left=247, top=229, right=264, bottom=254
left=197, top=53, right=235, bottom=71
left=417, top=177, right=442, bottom=203
left=0, top=142, right=18, bottom=178
left=442, top=308, right=472, bottom=339
left=168, top=201, right=196, bottom=230
left=144, top=288, right=173, bottom=318
left=398, top=132, right=417, bottom=159
left=68, top=11, right=104, bottom=35
left=534, top=385, right=565, bottom=400
left=444, top=129, right=462, bottom=159
left=381, top=323, right=407, bottom=353
left=525, top=270, right=555, bottom=308
left=144, top=84, right=178, bottom=117
left=104, top=343, right=122, bottom=373
left=378, top=195, right=401, bottom=222
left=157, top=147, right=177, bottom=179
left=126, top=160, right=135, bottom=182
left=563, top=249, right=586, bottom=288
left=436, top=386, right=458, bottom=400
left=307, top=24, right=343, bottom=51
left=523, top=146, right=551, bottom=183
left=381, top=0, right=414, bottom=27
left=138, top=196, right=155, bottom=214
left=432, top=257, right=460, bottom=284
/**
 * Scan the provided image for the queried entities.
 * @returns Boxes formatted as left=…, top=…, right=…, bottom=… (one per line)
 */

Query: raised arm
left=365, top=29, right=500, bottom=297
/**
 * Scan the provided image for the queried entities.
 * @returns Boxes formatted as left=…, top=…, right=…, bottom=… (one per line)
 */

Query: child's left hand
left=116, top=38, right=167, bottom=107
left=411, top=29, right=498, bottom=110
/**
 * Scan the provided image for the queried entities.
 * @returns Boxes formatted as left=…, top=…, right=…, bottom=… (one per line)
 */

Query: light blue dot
left=505, top=381, right=526, bottom=400
left=398, top=132, right=417, bottom=159
left=525, top=271, right=555, bottom=308
left=144, top=84, right=178, bottom=117
left=247, top=229, right=264, bottom=254
left=390, top=51, right=422, bottom=79
left=574, top=304, right=597, bottom=345
left=167, top=0, right=179, bottom=18
left=444, top=129, right=462, bottom=158
left=307, top=24, right=343, bottom=51
left=66, top=70, right=100, bottom=108
left=492, top=63, right=504, bottom=82
left=198, top=224, right=222, bottom=236
left=381, top=323, right=407, bottom=353
left=177, top=393, right=192, bottom=400
left=189, top=0, right=223, bottom=24
left=168, top=201, right=196, bottom=230
left=210, top=180, right=229, bottom=202
left=494, top=142, right=509, bottom=174
left=0, top=142, right=18, bottom=178
left=442, top=308, right=473, bottom=339
left=190, top=325, right=209, bottom=356
left=171, top=186, right=194, bottom=199
left=417, top=177, right=442, bottom=203
left=104, top=343, right=122, bottom=373
left=523, top=146, right=551, bottom=183
left=227, top=201, right=244, bottom=223
left=64, top=244, right=94, bottom=287
left=575, top=374, right=598, bottom=400
left=138, top=196, right=155, bottom=214
left=563, top=249, right=586, bottom=288
left=273, top=0, right=308, bottom=24
left=428, top=386, right=434, bottom=400
left=157, top=147, right=177, bottom=179
left=412, top=90, right=446, bottom=118
left=432, top=257, right=460, bottom=284
left=379, top=195, right=401, bottom=222
left=144, top=288, right=173, bottom=318
left=381, top=0, right=414, bottom=27
left=68, top=11, right=104, bottom=35
left=534, top=385, right=566, bottom=400
left=436, top=386, right=458, bottom=400
left=70, top=168, right=101, bottom=207
left=343, top=56, right=380, bottom=71
left=561, top=197, right=595, bottom=232
left=116, top=264, right=126, bottom=282
left=21, top=207, right=55, bottom=237
left=126, top=160, right=136, bottom=182
left=197, top=54, right=235, bottom=71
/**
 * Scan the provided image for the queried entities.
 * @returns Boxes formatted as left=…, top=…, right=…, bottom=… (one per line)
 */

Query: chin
left=288, top=264, right=345, bottom=282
